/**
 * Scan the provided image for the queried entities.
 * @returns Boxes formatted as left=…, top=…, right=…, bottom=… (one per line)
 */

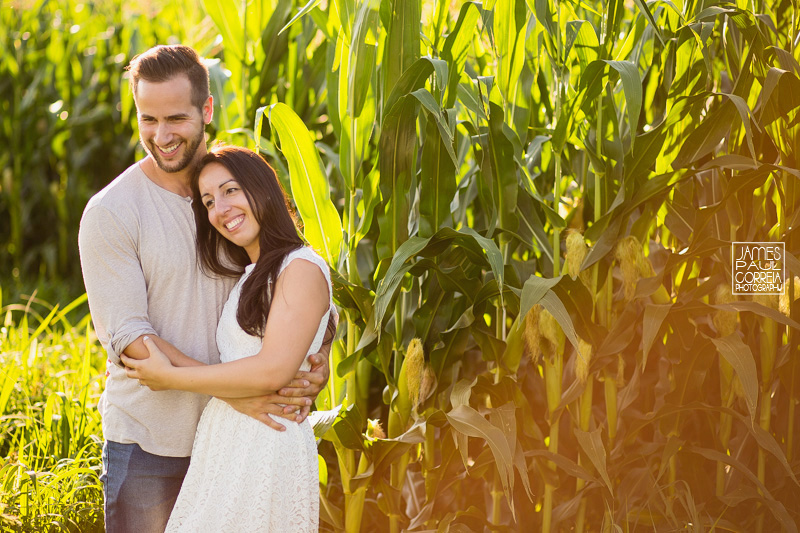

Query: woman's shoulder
left=281, top=247, right=327, bottom=270
left=279, top=247, right=331, bottom=289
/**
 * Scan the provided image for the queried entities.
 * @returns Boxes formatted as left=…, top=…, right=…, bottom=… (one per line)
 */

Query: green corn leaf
left=673, top=100, right=738, bottom=169
left=460, top=227, right=504, bottom=293
left=372, top=419, right=426, bottom=468
left=477, top=102, right=519, bottom=235
left=494, top=404, right=533, bottom=502
left=714, top=92, right=758, bottom=162
left=353, top=161, right=380, bottom=242
left=279, top=0, right=324, bottom=35
left=410, top=88, right=457, bottom=166
left=348, top=0, right=379, bottom=118
left=310, top=404, right=343, bottom=439
left=258, top=104, right=343, bottom=266
left=711, top=301, right=800, bottom=331
left=202, top=0, right=245, bottom=61
left=642, top=303, right=672, bottom=371
left=330, top=269, right=374, bottom=317
left=623, top=119, right=667, bottom=184
left=456, top=81, right=488, bottom=121
left=759, top=67, right=800, bottom=126
left=691, top=6, right=737, bottom=22
left=382, top=0, right=420, bottom=108
left=442, top=2, right=481, bottom=107
left=384, top=56, right=444, bottom=117
left=333, top=0, right=354, bottom=39
left=540, top=290, right=580, bottom=353
left=519, top=274, right=561, bottom=321
left=768, top=45, right=800, bottom=75
left=525, top=449, right=599, bottom=483
left=243, top=0, right=276, bottom=39
left=450, top=377, right=477, bottom=411
left=532, top=0, right=556, bottom=46
left=604, top=0, right=625, bottom=59
left=632, top=0, right=664, bottom=45
left=726, top=407, right=800, bottom=487
left=338, top=95, right=376, bottom=191
left=709, top=333, right=758, bottom=427
left=494, top=0, right=526, bottom=107
left=446, top=404, right=515, bottom=499
left=419, top=110, right=457, bottom=238
left=376, top=96, right=417, bottom=260
left=372, top=228, right=503, bottom=335
left=686, top=446, right=797, bottom=532
left=330, top=402, right=366, bottom=450
left=603, top=60, right=642, bottom=150
left=256, top=2, right=293, bottom=102
left=574, top=427, right=613, bottom=496
left=430, top=321, right=472, bottom=376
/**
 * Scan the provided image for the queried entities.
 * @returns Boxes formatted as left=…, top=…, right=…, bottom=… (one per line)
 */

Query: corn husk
left=615, top=236, right=655, bottom=301
left=540, top=308, right=565, bottom=358
left=418, top=365, right=437, bottom=409
left=565, top=230, right=588, bottom=281
left=780, top=276, right=800, bottom=317
left=405, top=338, right=425, bottom=409
left=524, top=305, right=542, bottom=364
left=366, top=418, right=386, bottom=440
left=575, top=337, right=593, bottom=384
left=712, top=284, right=737, bottom=337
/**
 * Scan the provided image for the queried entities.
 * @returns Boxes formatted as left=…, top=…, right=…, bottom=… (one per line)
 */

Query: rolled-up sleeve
left=78, top=205, right=157, bottom=364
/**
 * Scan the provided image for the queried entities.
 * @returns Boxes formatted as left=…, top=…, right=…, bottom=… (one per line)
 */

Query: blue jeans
left=100, top=441, right=190, bottom=533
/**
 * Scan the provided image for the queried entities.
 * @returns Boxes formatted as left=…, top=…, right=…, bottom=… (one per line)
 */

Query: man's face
left=134, top=75, right=211, bottom=174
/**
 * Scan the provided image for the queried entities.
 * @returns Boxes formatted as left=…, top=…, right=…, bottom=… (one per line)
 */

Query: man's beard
left=143, top=129, right=204, bottom=173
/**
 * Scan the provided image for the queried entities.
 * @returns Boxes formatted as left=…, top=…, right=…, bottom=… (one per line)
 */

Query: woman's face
left=198, top=163, right=261, bottom=263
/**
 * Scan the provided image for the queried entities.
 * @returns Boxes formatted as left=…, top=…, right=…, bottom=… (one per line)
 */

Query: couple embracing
left=79, top=45, right=332, bottom=532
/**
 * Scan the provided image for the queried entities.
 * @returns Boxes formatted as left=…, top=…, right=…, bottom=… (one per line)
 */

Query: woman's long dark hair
left=191, top=144, right=334, bottom=343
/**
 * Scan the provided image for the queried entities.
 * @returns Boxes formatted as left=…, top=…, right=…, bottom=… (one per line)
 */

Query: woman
left=122, top=144, right=332, bottom=532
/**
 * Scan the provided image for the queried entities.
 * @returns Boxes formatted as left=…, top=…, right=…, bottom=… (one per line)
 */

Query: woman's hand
left=121, top=336, right=176, bottom=391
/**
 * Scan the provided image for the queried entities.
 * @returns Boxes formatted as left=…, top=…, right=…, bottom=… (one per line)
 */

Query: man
left=78, top=45, right=330, bottom=532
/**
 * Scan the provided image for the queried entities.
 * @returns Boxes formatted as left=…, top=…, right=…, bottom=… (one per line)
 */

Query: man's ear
left=203, top=95, right=213, bottom=125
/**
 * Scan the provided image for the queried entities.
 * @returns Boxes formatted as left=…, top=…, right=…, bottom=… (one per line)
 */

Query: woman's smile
left=224, top=214, right=245, bottom=232
left=198, top=163, right=261, bottom=262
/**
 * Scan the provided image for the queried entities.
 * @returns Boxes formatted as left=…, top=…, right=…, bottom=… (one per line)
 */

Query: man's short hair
left=127, top=45, right=210, bottom=110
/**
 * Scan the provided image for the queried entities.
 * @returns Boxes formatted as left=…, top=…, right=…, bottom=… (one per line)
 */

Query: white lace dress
left=165, top=248, right=330, bottom=532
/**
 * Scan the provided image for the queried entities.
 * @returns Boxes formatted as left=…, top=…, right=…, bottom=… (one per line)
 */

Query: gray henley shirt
left=78, top=162, right=236, bottom=457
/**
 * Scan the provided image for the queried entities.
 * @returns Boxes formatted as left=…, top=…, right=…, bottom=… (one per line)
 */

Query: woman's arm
left=122, top=335, right=206, bottom=367
left=123, top=259, right=329, bottom=398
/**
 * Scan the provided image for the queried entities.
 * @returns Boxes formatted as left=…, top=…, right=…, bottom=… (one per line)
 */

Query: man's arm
left=79, top=205, right=157, bottom=365
left=122, top=334, right=204, bottom=366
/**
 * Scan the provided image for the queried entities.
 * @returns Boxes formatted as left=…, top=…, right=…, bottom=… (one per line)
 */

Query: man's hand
left=278, top=351, right=330, bottom=422
left=221, top=394, right=313, bottom=432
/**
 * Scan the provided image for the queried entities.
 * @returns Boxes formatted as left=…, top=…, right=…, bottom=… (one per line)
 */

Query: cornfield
left=2, top=0, right=799, bottom=531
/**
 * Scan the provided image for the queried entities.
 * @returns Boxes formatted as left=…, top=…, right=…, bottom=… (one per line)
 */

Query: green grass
left=0, top=292, right=105, bottom=532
